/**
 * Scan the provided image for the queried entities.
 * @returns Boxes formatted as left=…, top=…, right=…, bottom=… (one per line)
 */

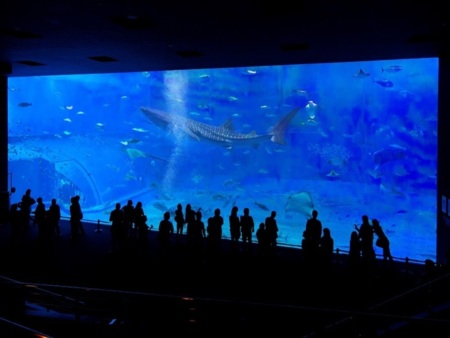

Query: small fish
left=353, top=69, right=370, bottom=78
left=254, top=201, right=269, bottom=211
left=65, top=105, right=73, bottom=110
left=76, top=111, right=85, bottom=115
left=382, top=65, right=402, bottom=73
left=374, top=79, right=394, bottom=87
left=132, top=127, right=149, bottom=133
left=63, top=130, right=72, bottom=135
left=63, top=118, right=72, bottom=122
left=18, top=102, right=32, bottom=107
left=120, top=138, right=141, bottom=146
left=96, top=123, right=105, bottom=128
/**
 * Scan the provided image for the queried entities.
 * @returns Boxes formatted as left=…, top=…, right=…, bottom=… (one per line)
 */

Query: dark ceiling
left=1, top=1, right=448, bottom=77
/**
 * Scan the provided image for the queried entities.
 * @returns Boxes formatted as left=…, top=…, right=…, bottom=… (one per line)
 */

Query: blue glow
left=7, top=58, right=438, bottom=261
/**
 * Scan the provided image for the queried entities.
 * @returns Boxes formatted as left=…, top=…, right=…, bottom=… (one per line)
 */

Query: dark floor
left=1, top=219, right=449, bottom=337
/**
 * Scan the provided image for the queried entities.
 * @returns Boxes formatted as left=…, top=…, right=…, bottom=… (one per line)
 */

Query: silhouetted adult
left=304, top=209, right=322, bottom=263
left=48, top=198, right=61, bottom=237
left=20, top=188, right=35, bottom=227
left=110, top=202, right=126, bottom=254
left=265, top=210, right=279, bottom=253
left=372, top=218, right=393, bottom=268
left=348, top=230, right=361, bottom=269
left=121, top=199, right=135, bottom=239
left=229, top=206, right=241, bottom=250
left=158, top=211, right=174, bottom=256
left=34, top=197, right=54, bottom=256
left=207, top=208, right=224, bottom=255
left=69, top=196, right=83, bottom=240
left=174, top=203, right=185, bottom=238
left=185, top=203, right=196, bottom=238
left=134, top=201, right=148, bottom=248
left=33, top=197, right=47, bottom=241
left=354, top=215, right=375, bottom=266
left=75, top=195, right=85, bottom=235
left=319, top=227, right=334, bottom=268
left=187, top=210, right=205, bottom=260
left=240, top=207, right=254, bottom=252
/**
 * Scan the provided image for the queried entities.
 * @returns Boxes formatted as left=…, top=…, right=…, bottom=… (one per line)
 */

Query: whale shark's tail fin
left=269, top=107, right=300, bottom=144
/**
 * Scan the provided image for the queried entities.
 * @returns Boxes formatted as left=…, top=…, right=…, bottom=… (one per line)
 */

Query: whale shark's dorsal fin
left=221, top=118, right=235, bottom=131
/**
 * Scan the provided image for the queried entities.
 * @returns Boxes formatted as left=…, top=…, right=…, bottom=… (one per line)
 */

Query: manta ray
left=140, top=106, right=300, bottom=148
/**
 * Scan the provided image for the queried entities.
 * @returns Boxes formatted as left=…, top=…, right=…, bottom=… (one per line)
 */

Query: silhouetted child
left=174, top=203, right=185, bottom=237
left=158, top=211, right=174, bottom=256
left=256, top=222, right=266, bottom=256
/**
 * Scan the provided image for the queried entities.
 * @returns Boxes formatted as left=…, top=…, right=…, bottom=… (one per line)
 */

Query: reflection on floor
left=0, top=219, right=449, bottom=337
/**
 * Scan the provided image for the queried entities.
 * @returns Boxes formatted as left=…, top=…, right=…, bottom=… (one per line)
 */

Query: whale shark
left=140, top=106, right=300, bottom=148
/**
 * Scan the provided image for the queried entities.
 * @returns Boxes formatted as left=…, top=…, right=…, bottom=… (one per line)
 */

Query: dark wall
left=0, top=75, right=8, bottom=222
left=437, top=56, right=450, bottom=264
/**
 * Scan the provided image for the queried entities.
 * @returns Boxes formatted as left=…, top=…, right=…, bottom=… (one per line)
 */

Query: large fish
left=140, top=106, right=300, bottom=148
left=285, top=191, right=314, bottom=219
left=372, top=144, right=406, bottom=168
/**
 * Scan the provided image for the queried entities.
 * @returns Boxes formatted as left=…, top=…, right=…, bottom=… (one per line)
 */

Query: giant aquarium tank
left=7, top=58, right=438, bottom=262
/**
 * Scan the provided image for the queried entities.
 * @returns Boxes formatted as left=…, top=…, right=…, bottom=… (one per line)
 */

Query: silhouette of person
left=34, top=197, right=54, bottom=256
left=354, top=215, right=375, bottom=266
left=33, top=197, right=47, bottom=240
left=229, top=206, right=241, bottom=250
left=158, top=211, right=174, bottom=256
left=121, top=199, right=135, bottom=239
left=240, top=207, right=254, bottom=252
left=187, top=210, right=205, bottom=260
left=372, top=218, right=393, bottom=268
left=319, top=227, right=334, bottom=268
left=348, top=230, right=361, bottom=269
left=134, top=201, right=149, bottom=247
left=256, top=222, right=267, bottom=256
left=110, top=202, right=126, bottom=254
left=207, top=208, right=223, bottom=255
left=74, top=195, right=84, bottom=235
left=265, top=210, right=279, bottom=253
left=174, top=203, right=185, bottom=238
left=185, top=203, right=196, bottom=235
left=20, top=188, right=35, bottom=227
left=70, top=195, right=83, bottom=240
left=47, top=198, right=61, bottom=237
left=304, top=209, right=322, bottom=264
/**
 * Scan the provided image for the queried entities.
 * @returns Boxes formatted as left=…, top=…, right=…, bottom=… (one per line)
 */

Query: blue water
left=7, top=58, right=439, bottom=261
